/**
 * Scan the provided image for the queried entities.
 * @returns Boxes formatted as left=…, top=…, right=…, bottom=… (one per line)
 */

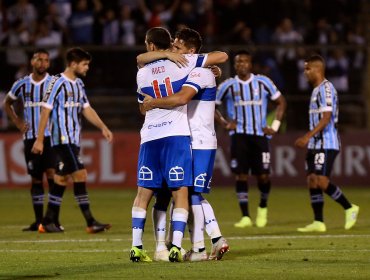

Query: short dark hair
left=33, top=48, right=49, bottom=57
left=175, top=28, right=202, bottom=53
left=146, top=27, right=171, bottom=50
left=66, top=47, right=92, bottom=65
left=305, top=54, right=325, bottom=65
left=235, top=50, right=252, bottom=57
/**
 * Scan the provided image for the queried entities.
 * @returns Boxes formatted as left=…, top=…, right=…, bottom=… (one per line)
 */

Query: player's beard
left=35, top=68, right=47, bottom=76
left=75, top=70, right=87, bottom=79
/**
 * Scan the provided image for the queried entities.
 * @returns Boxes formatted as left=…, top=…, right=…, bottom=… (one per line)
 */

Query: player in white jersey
left=141, top=28, right=229, bottom=262
left=131, top=27, right=228, bottom=263
left=295, top=54, right=359, bottom=232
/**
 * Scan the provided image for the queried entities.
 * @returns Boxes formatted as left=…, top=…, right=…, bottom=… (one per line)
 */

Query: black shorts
left=306, top=149, right=339, bottom=177
left=230, top=134, right=270, bottom=175
left=24, top=137, right=56, bottom=179
left=53, top=144, right=85, bottom=176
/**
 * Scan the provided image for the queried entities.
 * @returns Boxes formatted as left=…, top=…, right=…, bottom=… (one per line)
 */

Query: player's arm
left=31, top=107, right=52, bottom=154
left=215, top=108, right=236, bottom=130
left=263, top=95, right=287, bottom=135
left=203, top=51, right=228, bottom=67
left=82, top=106, right=113, bottom=143
left=3, top=95, right=28, bottom=133
left=137, top=51, right=188, bottom=68
left=143, top=86, right=196, bottom=111
left=294, top=111, right=331, bottom=148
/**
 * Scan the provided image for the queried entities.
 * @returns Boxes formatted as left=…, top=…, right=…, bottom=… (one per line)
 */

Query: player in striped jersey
left=131, top=27, right=228, bottom=262
left=141, top=28, right=229, bottom=262
left=216, top=50, right=286, bottom=229
left=3, top=49, right=56, bottom=231
left=295, top=54, right=359, bottom=232
left=32, top=47, right=113, bottom=234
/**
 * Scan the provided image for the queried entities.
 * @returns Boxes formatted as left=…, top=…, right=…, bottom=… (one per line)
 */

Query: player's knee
left=71, top=169, right=87, bottom=182
left=307, top=174, right=317, bottom=188
left=316, top=176, right=329, bottom=190
left=45, top=168, right=55, bottom=179
left=236, top=174, right=248, bottom=181
left=257, top=174, right=270, bottom=184
left=54, top=174, right=68, bottom=186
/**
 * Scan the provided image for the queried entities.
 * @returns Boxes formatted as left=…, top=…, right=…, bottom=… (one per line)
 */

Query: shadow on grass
left=0, top=273, right=60, bottom=279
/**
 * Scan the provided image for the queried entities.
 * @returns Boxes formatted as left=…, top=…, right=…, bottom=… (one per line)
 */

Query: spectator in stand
left=272, top=17, right=303, bottom=94
left=7, top=0, right=36, bottom=33
left=102, top=8, right=119, bottom=45
left=68, top=0, right=95, bottom=44
left=118, top=4, right=136, bottom=46
left=31, top=20, right=62, bottom=61
left=138, top=0, right=179, bottom=29
left=326, top=49, right=349, bottom=94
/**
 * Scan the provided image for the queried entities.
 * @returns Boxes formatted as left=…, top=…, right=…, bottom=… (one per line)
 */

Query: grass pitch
left=0, top=186, right=369, bottom=279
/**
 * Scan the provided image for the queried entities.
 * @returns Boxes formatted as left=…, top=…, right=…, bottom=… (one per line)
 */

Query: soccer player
left=131, top=27, right=227, bottom=263
left=3, top=49, right=56, bottom=231
left=141, top=28, right=229, bottom=262
left=295, top=54, right=359, bottom=232
left=216, top=50, right=286, bottom=228
left=31, top=47, right=113, bottom=234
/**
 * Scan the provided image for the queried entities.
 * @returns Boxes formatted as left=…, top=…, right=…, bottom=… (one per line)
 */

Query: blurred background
left=0, top=0, right=369, bottom=187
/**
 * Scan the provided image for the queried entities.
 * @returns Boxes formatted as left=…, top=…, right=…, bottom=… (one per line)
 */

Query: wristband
left=271, top=120, right=281, bottom=132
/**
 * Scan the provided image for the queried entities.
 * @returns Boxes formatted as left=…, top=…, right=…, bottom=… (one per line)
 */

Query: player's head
left=172, top=28, right=202, bottom=54
left=65, top=47, right=92, bottom=78
left=145, top=27, right=172, bottom=51
left=234, top=50, right=252, bottom=77
left=304, top=54, right=325, bottom=85
left=31, top=49, right=50, bottom=75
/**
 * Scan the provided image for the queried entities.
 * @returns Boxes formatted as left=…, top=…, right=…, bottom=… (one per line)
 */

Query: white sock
left=171, top=208, right=188, bottom=248
left=191, top=203, right=205, bottom=251
left=152, top=208, right=167, bottom=251
left=201, top=199, right=222, bottom=239
left=132, top=206, right=146, bottom=247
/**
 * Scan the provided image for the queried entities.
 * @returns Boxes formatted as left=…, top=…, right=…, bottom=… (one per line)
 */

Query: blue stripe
left=132, top=218, right=146, bottom=229
left=172, top=221, right=186, bottom=233
left=192, top=87, right=216, bottom=101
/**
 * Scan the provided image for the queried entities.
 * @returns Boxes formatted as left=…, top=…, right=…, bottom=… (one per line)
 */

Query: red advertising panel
left=0, top=131, right=369, bottom=188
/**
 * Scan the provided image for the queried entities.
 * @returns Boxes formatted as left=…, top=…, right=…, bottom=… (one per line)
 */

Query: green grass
left=0, top=186, right=369, bottom=279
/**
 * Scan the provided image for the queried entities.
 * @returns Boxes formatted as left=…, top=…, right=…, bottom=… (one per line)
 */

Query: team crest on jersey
left=169, top=166, right=184, bottom=181
left=139, top=166, right=153, bottom=180
left=68, top=92, right=73, bottom=97
left=194, top=173, right=207, bottom=188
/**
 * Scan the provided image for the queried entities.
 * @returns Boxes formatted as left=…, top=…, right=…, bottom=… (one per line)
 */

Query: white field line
left=1, top=249, right=370, bottom=253
left=1, top=234, right=370, bottom=244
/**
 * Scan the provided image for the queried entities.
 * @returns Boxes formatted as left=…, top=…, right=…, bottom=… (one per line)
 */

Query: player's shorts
left=53, top=144, right=85, bottom=176
left=192, top=149, right=216, bottom=194
left=137, top=136, right=193, bottom=189
left=24, top=136, right=56, bottom=179
left=306, top=149, right=339, bottom=177
left=230, top=134, right=270, bottom=175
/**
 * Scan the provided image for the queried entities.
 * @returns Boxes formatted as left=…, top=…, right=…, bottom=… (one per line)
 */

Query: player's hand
left=225, top=121, right=236, bottom=130
left=263, top=126, right=277, bottom=136
left=166, top=52, right=188, bottom=68
left=142, top=94, right=154, bottom=111
left=294, top=135, right=309, bottom=148
left=101, top=126, right=113, bottom=143
left=15, top=119, right=29, bottom=134
left=209, top=65, right=222, bottom=78
left=31, top=138, right=44, bottom=154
